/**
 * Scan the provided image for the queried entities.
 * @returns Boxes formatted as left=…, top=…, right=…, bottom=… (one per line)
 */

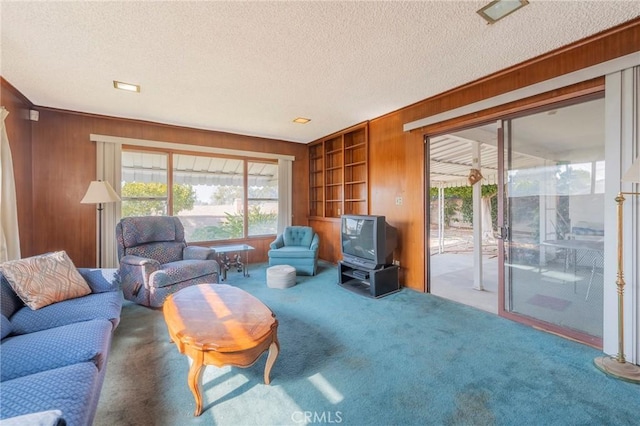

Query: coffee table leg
left=264, top=340, right=279, bottom=385
left=188, top=355, right=206, bottom=416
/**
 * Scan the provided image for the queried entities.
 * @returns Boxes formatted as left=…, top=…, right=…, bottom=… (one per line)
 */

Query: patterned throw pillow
left=0, top=251, right=91, bottom=310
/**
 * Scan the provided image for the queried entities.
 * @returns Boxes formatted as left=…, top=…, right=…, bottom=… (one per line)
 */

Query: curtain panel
left=96, top=141, right=122, bottom=268
left=0, top=107, right=21, bottom=262
left=603, top=65, right=640, bottom=363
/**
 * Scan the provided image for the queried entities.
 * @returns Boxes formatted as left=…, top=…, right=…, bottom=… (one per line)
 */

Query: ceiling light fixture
left=113, top=80, right=140, bottom=93
left=477, top=0, right=529, bottom=24
left=293, top=117, right=311, bottom=124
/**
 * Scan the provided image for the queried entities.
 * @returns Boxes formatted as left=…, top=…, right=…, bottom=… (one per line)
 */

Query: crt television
left=340, top=214, right=398, bottom=270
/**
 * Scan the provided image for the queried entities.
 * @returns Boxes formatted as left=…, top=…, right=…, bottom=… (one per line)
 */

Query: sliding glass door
left=501, top=97, right=605, bottom=344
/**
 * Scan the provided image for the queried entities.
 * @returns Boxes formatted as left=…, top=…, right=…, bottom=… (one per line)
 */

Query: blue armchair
left=268, top=226, right=319, bottom=276
left=116, top=216, right=220, bottom=307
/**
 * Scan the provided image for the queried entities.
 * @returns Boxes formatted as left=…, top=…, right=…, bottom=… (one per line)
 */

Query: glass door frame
left=424, top=121, right=500, bottom=308
left=497, top=93, right=604, bottom=348
left=423, top=91, right=605, bottom=348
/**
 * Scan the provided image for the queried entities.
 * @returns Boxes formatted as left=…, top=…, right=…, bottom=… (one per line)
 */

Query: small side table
left=211, top=244, right=255, bottom=281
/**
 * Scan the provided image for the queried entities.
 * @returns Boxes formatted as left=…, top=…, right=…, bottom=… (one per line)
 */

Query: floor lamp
left=81, top=180, right=121, bottom=268
left=594, top=157, right=640, bottom=384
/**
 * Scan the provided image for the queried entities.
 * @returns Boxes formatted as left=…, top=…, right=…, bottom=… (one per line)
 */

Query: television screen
left=342, top=217, right=376, bottom=261
left=341, top=214, right=397, bottom=269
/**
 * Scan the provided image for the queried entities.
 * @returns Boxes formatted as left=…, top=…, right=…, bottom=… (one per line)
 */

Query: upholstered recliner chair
left=268, top=226, right=319, bottom=276
left=116, top=216, right=220, bottom=307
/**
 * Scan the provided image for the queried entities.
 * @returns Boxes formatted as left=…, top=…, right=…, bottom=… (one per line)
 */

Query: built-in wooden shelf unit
left=308, top=122, right=368, bottom=218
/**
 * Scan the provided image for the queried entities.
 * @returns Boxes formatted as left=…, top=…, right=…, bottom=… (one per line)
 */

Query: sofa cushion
left=0, top=362, right=99, bottom=425
left=1, top=319, right=113, bottom=381
left=1, top=314, right=12, bottom=339
left=1, top=275, right=24, bottom=319
left=9, top=291, right=122, bottom=335
left=0, top=251, right=91, bottom=310
left=77, top=268, right=120, bottom=293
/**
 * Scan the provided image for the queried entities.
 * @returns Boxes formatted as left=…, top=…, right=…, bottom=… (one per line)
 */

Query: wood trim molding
left=421, top=80, right=604, bottom=136
left=91, top=133, right=296, bottom=161
left=404, top=52, right=638, bottom=132
left=32, top=105, right=295, bottom=145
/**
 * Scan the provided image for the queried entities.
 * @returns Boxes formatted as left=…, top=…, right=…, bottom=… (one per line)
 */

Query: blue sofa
left=0, top=268, right=123, bottom=426
left=268, top=226, right=319, bottom=276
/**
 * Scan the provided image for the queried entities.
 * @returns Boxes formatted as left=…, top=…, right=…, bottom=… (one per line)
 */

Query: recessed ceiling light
left=477, top=0, right=529, bottom=24
left=293, top=117, right=311, bottom=124
left=113, top=80, right=140, bottom=92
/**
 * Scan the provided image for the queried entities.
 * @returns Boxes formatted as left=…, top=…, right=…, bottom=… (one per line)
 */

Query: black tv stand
left=338, top=261, right=399, bottom=298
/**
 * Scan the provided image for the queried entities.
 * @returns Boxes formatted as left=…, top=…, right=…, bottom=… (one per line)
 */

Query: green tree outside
left=211, top=185, right=277, bottom=205
left=190, top=205, right=277, bottom=241
left=121, top=182, right=196, bottom=217
left=430, top=184, right=498, bottom=229
left=212, top=186, right=243, bottom=205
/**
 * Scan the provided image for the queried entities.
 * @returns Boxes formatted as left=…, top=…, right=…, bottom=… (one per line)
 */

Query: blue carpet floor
left=95, top=261, right=639, bottom=425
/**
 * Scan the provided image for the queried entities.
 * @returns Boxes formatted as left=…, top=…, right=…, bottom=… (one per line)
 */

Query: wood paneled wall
left=21, top=107, right=308, bottom=267
left=355, top=18, right=640, bottom=292
left=308, top=217, right=341, bottom=264
left=368, top=115, right=425, bottom=291
left=1, top=78, right=33, bottom=257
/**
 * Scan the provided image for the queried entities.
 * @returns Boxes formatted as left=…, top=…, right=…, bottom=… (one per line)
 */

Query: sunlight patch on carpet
left=308, top=373, right=344, bottom=404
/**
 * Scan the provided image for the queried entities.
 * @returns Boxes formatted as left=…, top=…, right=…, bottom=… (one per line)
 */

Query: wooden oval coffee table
left=163, top=284, right=279, bottom=416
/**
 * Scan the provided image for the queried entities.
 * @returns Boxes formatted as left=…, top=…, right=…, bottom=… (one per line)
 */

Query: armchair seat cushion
left=150, top=260, right=220, bottom=288
left=268, top=246, right=317, bottom=259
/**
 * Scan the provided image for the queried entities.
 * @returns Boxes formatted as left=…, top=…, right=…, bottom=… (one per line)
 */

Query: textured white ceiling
left=1, top=1, right=639, bottom=144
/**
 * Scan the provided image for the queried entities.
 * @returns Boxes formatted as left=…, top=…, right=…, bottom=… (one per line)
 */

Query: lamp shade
left=621, top=157, right=640, bottom=183
left=80, top=181, right=121, bottom=204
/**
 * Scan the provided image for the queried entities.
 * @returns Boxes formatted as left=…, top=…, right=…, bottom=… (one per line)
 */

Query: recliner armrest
left=270, top=234, right=285, bottom=250
left=118, top=255, right=160, bottom=297
left=119, top=255, right=161, bottom=269
left=183, top=246, right=216, bottom=260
